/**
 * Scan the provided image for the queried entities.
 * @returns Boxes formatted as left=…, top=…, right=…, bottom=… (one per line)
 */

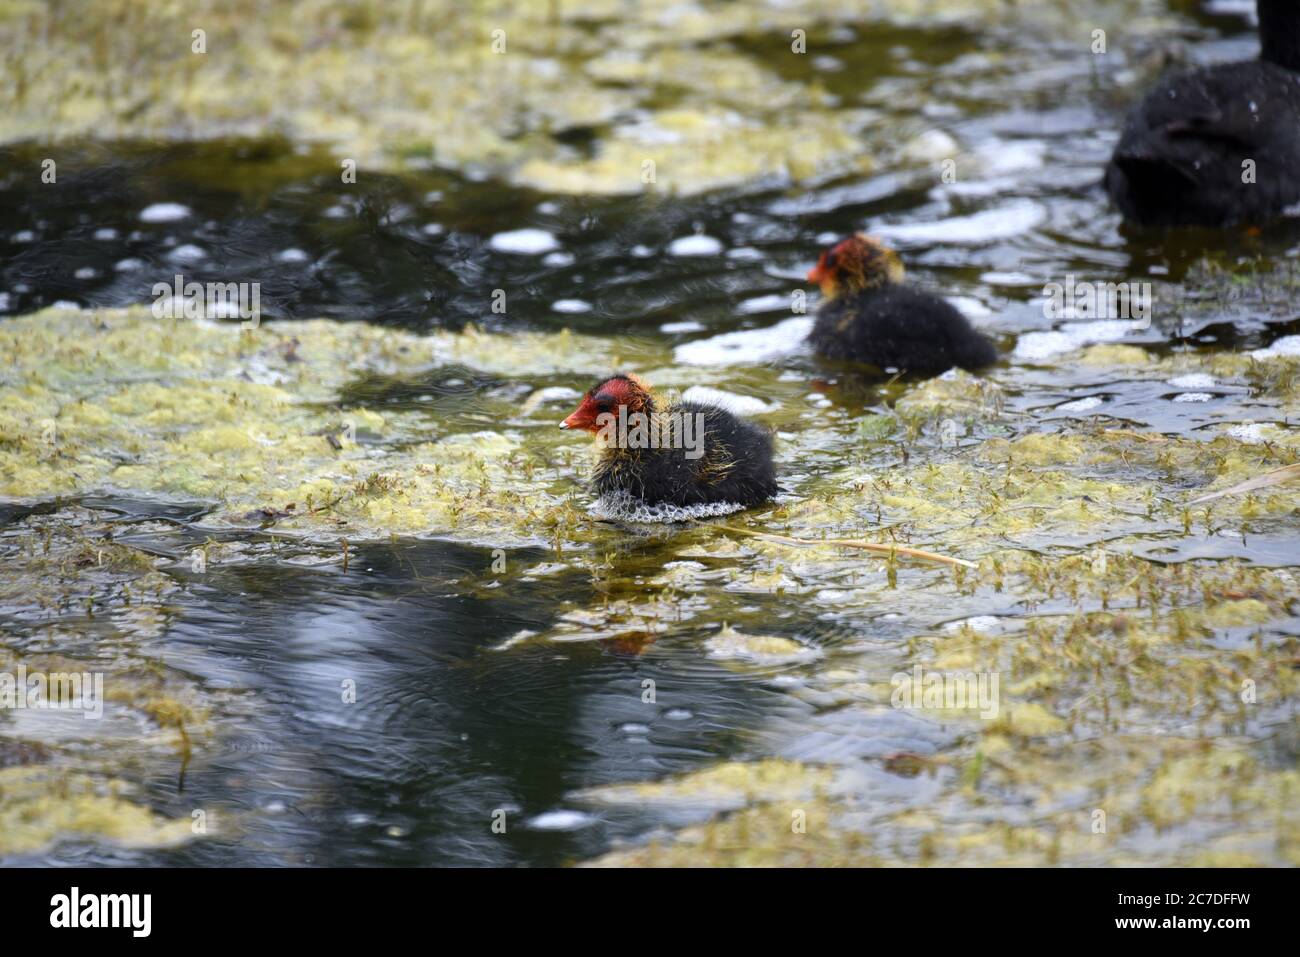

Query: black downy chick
left=560, top=374, right=778, bottom=510
left=1106, top=0, right=1300, bottom=227
left=806, top=233, right=997, bottom=377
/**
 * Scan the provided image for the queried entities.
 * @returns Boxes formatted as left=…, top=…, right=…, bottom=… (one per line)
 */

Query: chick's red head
left=807, top=233, right=904, bottom=299
left=560, top=374, right=654, bottom=432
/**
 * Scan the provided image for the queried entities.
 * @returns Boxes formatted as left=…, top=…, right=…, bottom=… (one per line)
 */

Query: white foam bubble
left=139, top=202, right=191, bottom=223
left=943, top=615, right=1003, bottom=633
left=1226, top=423, right=1267, bottom=444
left=981, top=271, right=1037, bottom=286
left=591, top=492, right=749, bottom=524
left=167, top=244, right=207, bottom=262
left=527, top=810, right=596, bottom=831
left=1057, top=396, right=1103, bottom=413
left=948, top=295, right=993, bottom=320
left=660, top=320, right=706, bottom=334
left=900, top=128, right=959, bottom=164
left=667, top=234, right=724, bottom=256
left=875, top=200, right=1046, bottom=246
left=1251, top=335, right=1300, bottom=359
left=938, top=176, right=1022, bottom=199
left=488, top=228, right=560, bottom=254
left=679, top=385, right=774, bottom=415
left=1173, top=392, right=1213, bottom=403
left=674, top=316, right=814, bottom=366
left=1013, top=319, right=1144, bottom=362
left=530, top=386, right=581, bottom=402
left=736, top=293, right=792, bottom=315
left=551, top=298, right=592, bottom=313
left=974, top=139, right=1047, bottom=176
left=276, top=248, right=311, bottom=263
left=1168, top=373, right=1215, bottom=388
left=1204, top=0, right=1257, bottom=16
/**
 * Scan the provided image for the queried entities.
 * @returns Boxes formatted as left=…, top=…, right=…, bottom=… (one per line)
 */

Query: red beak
left=560, top=402, right=592, bottom=430
left=807, top=264, right=826, bottom=283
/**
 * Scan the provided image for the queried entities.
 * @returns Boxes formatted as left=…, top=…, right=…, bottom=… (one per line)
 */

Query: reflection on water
left=3, top=510, right=808, bottom=866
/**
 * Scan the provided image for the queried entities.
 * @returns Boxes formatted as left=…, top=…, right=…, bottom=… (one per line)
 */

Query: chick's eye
left=594, top=396, right=614, bottom=412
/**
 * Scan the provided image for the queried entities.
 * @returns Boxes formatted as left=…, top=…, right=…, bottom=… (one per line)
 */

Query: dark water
left=4, top=132, right=1298, bottom=348
left=2, top=5, right=1298, bottom=866
left=1, top=498, right=814, bottom=866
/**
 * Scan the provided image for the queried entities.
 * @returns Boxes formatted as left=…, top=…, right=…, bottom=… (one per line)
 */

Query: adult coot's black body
left=560, top=374, right=778, bottom=510
left=1105, top=0, right=1300, bottom=227
left=806, top=234, right=997, bottom=377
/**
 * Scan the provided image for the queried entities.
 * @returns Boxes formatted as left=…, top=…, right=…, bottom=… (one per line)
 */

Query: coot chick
left=806, top=233, right=997, bottom=376
left=1105, top=0, right=1300, bottom=227
left=560, top=374, right=778, bottom=510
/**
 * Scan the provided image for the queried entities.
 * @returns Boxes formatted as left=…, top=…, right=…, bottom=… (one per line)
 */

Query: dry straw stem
left=1188, top=462, right=1300, bottom=505
left=702, top=522, right=979, bottom=569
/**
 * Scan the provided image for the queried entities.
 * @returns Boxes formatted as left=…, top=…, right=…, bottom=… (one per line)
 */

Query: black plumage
left=805, top=233, right=997, bottom=377
left=1105, top=0, right=1300, bottom=227
left=561, top=375, right=778, bottom=510
left=809, top=284, right=997, bottom=377
left=592, top=401, right=778, bottom=508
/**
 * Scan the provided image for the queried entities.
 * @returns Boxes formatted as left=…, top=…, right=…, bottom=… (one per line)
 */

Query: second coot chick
left=1105, top=0, right=1300, bottom=227
left=806, top=233, right=997, bottom=377
left=560, top=373, right=778, bottom=510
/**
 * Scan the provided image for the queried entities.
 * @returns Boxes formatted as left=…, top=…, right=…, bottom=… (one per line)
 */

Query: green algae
left=0, top=509, right=236, bottom=855
left=894, top=369, right=1005, bottom=430
left=574, top=758, right=835, bottom=813
left=0, top=515, right=214, bottom=747
left=584, top=791, right=878, bottom=868
left=704, top=623, right=820, bottom=667
left=588, top=737, right=1298, bottom=867
left=583, top=552, right=1299, bottom=865
left=0, top=306, right=674, bottom=549
left=0, top=0, right=870, bottom=195
left=0, top=765, right=195, bottom=857
left=0, top=0, right=1179, bottom=196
